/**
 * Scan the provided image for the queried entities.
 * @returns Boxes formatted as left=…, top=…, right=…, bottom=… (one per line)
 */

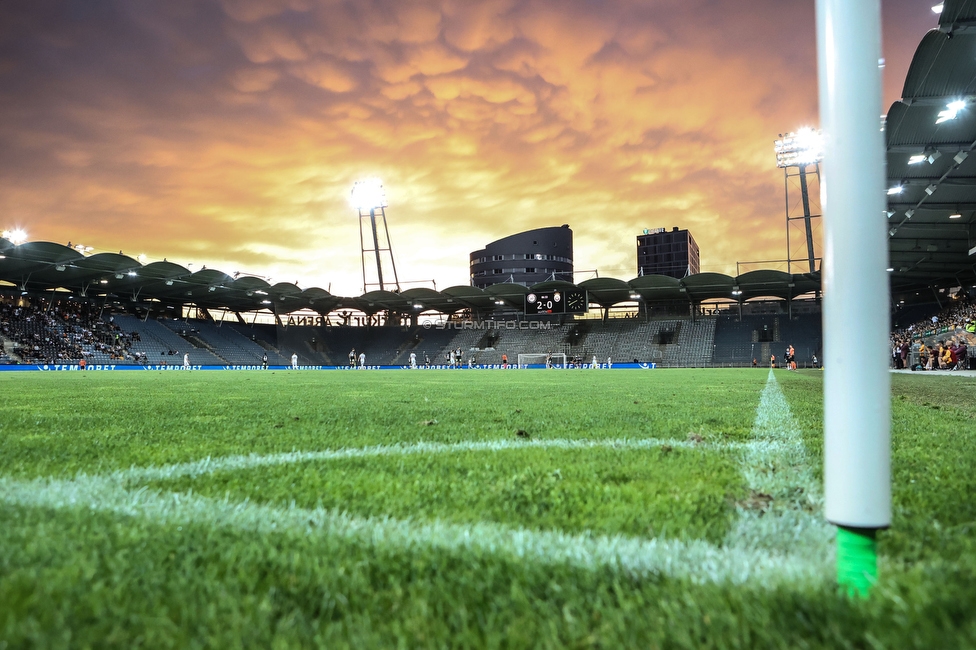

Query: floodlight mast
left=350, top=179, right=400, bottom=293
left=774, top=129, right=823, bottom=273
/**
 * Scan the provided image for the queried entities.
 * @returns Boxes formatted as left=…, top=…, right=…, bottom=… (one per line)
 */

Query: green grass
left=145, top=445, right=744, bottom=543
left=1, top=369, right=975, bottom=648
left=0, top=370, right=764, bottom=478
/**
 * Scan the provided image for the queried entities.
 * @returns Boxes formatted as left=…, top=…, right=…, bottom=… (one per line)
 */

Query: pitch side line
left=724, top=370, right=832, bottom=556
left=0, top=473, right=826, bottom=587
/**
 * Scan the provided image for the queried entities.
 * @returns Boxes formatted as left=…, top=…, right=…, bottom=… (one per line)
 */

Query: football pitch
left=1, top=369, right=974, bottom=648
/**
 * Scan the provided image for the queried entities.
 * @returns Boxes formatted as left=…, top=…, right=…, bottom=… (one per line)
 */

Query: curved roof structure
left=885, top=0, right=976, bottom=293
left=0, top=237, right=821, bottom=314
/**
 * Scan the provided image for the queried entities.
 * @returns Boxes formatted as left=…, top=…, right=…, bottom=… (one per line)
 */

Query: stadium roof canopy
left=885, top=0, right=976, bottom=295
left=0, top=237, right=822, bottom=314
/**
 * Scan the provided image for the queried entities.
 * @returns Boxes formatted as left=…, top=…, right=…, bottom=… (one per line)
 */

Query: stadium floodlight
left=115, top=273, right=124, bottom=279
left=925, top=184, right=937, bottom=195
left=731, top=286, right=742, bottom=296
left=629, top=293, right=641, bottom=300
left=774, top=128, right=824, bottom=168
left=886, top=185, right=903, bottom=195
left=100, top=279, right=109, bottom=284
left=2, top=229, right=27, bottom=245
left=261, top=299, right=271, bottom=305
left=164, top=279, right=174, bottom=286
left=954, top=151, right=969, bottom=164
left=907, top=154, right=926, bottom=164
left=905, top=209, right=915, bottom=219
left=350, top=178, right=388, bottom=211
left=927, top=151, right=942, bottom=164
left=127, top=271, right=137, bottom=277
left=351, top=178, right=400, bottom=293
left=55, top=265, right=66, bottom=272
left=936, top=100, right=966, bottom=124
left=886, top=267, right=894, bottom=272
left=932, top=3, right=944, bottom=13
left=950, top=213, right=962, bottom=219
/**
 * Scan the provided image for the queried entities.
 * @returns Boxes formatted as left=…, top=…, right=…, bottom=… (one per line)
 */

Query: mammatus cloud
left=0, top=0, right=931, bottom=297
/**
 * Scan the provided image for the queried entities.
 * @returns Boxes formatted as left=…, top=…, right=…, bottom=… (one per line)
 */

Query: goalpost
left=517, top=353, right=567, bottom=368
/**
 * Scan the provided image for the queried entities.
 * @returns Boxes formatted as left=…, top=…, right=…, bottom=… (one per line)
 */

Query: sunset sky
left=0, top=0, right=936, bottom=296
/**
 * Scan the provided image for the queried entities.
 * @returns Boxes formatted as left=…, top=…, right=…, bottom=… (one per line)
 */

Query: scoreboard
left=524, top=289, right=588, bottom=314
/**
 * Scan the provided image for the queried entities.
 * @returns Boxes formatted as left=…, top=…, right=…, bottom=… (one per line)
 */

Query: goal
left=517, top=352, right=567, bottom=368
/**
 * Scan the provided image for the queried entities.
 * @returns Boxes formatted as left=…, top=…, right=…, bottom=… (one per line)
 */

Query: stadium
left=2, top=1, right=976, bottom=648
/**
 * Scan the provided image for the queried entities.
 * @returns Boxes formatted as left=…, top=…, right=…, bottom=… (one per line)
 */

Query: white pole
left=816, top=0, right=891, bottom=593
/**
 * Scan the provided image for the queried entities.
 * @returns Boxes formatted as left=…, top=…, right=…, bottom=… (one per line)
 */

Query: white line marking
left=0, top=474, right=827, bottom=586
left=725, top=370, right=833, bottom=556
left=108, top=437, right=786, bottom=484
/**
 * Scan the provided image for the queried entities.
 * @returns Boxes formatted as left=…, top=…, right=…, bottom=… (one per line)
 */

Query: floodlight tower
left=350, top=178, right=400, bottom=293
left=774, top=129, right=824, bottom=273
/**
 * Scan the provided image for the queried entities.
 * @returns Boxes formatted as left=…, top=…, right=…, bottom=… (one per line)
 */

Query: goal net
left=517, top=353, right=567, bottom=368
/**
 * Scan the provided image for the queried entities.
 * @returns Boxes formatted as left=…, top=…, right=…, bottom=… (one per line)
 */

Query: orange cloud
left=0, top=0, right=931, bottom=297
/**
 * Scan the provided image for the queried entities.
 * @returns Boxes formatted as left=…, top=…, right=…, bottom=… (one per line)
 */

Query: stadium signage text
left=282, top=316, right=327, bottom=327
left=424, top=320, right=552, bottom=330
left=0, top=362, right=654, bottom=372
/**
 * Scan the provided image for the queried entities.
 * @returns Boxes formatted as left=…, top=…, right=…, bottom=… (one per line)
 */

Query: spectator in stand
left=940, top=342, right=953, bottom=370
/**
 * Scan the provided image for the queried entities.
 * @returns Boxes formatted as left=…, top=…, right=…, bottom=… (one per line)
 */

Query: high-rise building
left=470, top=225, right=573, bottom=289
left=637, top=227, right=699, bottom=279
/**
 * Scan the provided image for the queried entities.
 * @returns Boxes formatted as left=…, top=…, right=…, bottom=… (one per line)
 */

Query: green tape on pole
left=836, top=526, right=878, bottom=598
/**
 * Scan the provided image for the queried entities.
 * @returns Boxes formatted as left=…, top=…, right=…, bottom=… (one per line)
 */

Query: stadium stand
left=712, top=313, right=822, bottom=367
left=0, top=290, right=833, bottom=368
left=0, top=297, right=134, bottom=364
left=161, top=320, right=292, bottom=366
left=113, top=315, right=224, bottom=365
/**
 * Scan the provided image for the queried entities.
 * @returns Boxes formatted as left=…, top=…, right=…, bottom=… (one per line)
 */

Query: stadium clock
left=564, top=289, right=587, bottom=313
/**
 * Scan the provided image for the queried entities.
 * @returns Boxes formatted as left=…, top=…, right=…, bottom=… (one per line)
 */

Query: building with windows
left=469, top=226, right=573, bottom=289
left=637, top=227, right=699, bottom=279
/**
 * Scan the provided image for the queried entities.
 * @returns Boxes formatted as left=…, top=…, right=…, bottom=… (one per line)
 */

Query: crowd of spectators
left=0, top=296, right=140, bottom=364
left=891, top=296, right=975, bottom=370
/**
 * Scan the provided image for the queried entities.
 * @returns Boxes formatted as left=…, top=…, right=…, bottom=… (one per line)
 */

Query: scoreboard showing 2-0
left=524, top=289, right=587, bottom=314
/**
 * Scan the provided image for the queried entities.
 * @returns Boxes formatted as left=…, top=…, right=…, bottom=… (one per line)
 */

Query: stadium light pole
left=350, top=178, right=400, bottom=293
left=774, top=129, right=823, bottom=273
left=816, top=0, right=890, bottom=597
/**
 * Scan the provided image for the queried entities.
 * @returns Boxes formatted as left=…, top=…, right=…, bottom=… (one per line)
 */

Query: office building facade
left=470, top=225, right=573, bottom=289
left=637, top=227, right=700, bottom=278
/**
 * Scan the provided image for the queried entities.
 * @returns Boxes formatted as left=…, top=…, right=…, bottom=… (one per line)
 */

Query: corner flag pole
left=816, top=0, right=891, bottom=597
